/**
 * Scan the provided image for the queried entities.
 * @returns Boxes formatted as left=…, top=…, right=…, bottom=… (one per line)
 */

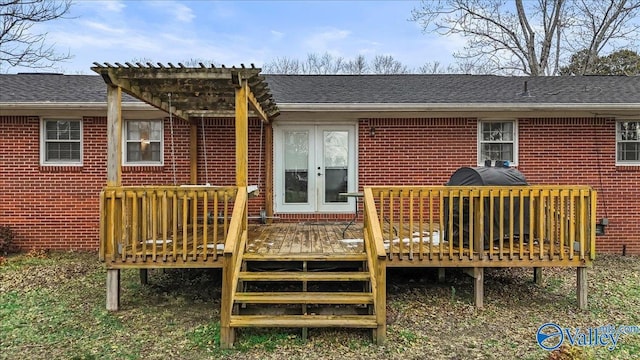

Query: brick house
left=1, top=73, right=639, bottom=254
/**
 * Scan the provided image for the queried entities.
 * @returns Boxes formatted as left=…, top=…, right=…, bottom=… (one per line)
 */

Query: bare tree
left=180, top=58, right=217, bottom=67
left=343, top=54, right=369, bottom=74
left=371, top=55, right=409, bottom=74
left=0, top=0, right=72, bottom=70
left=263, top=56, right=302, bottom=74
left=263, top=53, right=412, bottom=74
left=301, top=52, right=344, bottom=74
left=411, top=0, right=640, bottom=75
left=417, top=61, right=446, bottom=74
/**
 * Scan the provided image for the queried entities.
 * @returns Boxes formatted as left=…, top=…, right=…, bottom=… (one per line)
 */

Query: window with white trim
left=124, top=120, right=163, bottom=164
left=478, top=120, right=517, bottom=166
left=41, top=119, right=82, bottom=165
left=617, top=121, right=640, bottom=165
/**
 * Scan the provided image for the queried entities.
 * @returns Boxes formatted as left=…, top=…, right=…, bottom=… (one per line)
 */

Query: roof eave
left=0, top=102, right=153, bottom=111
left=276, top=103, right=640, bottom=112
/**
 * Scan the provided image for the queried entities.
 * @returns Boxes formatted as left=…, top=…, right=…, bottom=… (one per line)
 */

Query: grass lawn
left=0, top=251, right=638, bottom=360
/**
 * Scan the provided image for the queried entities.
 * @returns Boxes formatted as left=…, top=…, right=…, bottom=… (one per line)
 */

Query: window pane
left=284, top=131, right=308, bottom=170
left=46, top=143, right=59, bottom=161
left=324, top=131, right=348, bottom=203
left=150, top=121, right=162, bottom=140
left=618, top=143, right=640, bottom=161
left=138, top=121, right=150, bottom=141
left=127, top=122, right=140, bottom=140
left=482, top=143, right=513, bottom=162
left=70, top=121, right=81, bottom=140
left=127, top=142, right=141, bottom=161
left=285, top=170, right=308, bottom=203
left=43, top=120, right=81, bottom=163
left=482, top=122, right=513, bottom=141
left=126, top=120, right=162, bottom=163
left=150, top=142, right=161, bottom=161
left=620, top=122, right=640, bottom=141
left=284, top=131, right=309, bottom=203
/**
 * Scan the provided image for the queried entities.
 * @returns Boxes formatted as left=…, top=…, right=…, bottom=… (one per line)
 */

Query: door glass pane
left=324, top=131, right=348, bottom=203
left=284, top=131, right=309, bottom=203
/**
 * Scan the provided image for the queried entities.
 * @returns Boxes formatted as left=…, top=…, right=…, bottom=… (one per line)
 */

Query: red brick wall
left=358, top=117, right=640, bottom=255
left=2, top=115, right=638, bottom=254
left=518, top=118, right=640, bottom=255
left=0, top=115, right=266, bottom=251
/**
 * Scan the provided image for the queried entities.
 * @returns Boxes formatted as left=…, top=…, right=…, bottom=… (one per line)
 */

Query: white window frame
left=40, top=118, right=83, bottom=166
left=122, top=119, right=164, bottom=166
left=616, top=120, right=640, bottom=166
left=477, top=120, right=518, bottom=166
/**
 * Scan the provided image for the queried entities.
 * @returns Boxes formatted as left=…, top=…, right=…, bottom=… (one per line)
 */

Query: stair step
left=229, top=314, right=378, bottom=328
left=242, top=253, right=367, bottom=262
left=238, top=271, right=371, bottom=282
left=234, top=292, right=374, bottom=304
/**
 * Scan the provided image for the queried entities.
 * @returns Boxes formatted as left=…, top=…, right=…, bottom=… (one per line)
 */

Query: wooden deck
left=100, top=185, right=596, bottom=349
left=247, top=222, right=365, bottom=255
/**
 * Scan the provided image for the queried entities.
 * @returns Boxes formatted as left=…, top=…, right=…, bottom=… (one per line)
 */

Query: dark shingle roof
left=1, top=73, right=639, bottom=105
left=264, top=74, right=640, bottom=104
left=0, top=73, right=137, bottom=102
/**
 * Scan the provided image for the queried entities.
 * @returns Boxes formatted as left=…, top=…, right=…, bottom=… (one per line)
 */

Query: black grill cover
left=446, top=166, right=528, bottom=186
left=444, top=167, right=530, bottom=247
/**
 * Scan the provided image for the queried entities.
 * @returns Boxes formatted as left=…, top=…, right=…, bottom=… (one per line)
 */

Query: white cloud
left=304, top=28, right=351, bottom=52
left=104, top=0, right=126, bottom=12
left=270, top=30, right=284, bottom=40
left=174, top=3, right=195, bottom=23
left=78, top=1, right=125, bottom=13
left=147, top=1, right=195, bottom=23
left=80, top=20, right=125, bottom=35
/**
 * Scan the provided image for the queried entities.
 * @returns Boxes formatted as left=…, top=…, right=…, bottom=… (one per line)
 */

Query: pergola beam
left=247, top=89, right=270, bottom=123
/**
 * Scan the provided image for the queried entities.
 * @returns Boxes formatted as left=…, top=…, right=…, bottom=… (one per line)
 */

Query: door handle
left=317, top=172, right=322, bottom=176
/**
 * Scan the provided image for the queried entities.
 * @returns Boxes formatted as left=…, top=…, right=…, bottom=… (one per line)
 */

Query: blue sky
left=4, top=0, right=464, bottom=74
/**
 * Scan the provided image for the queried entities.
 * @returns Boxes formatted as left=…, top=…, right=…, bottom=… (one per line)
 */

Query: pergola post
left=190, top=122, right=198, bottom=184
left=106, top=84, right=123, bottom=311
left=264, top=123, right=274, bottom=222
left=235, top=79, right=248, bottom=188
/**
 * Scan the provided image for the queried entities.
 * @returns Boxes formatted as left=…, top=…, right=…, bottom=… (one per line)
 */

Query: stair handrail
left=363, top=188, right=387, bottom=260
left=363, top=187, right=387, bottom=343
left=221, top=186, right=248, bottom=346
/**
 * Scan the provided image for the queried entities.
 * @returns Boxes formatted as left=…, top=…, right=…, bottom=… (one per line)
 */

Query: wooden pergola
left=91, top=62, right=279, bottom=311
left=92, top=62, right=279, bottom=187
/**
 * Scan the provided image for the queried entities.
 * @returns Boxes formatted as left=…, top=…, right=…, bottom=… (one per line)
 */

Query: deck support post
left=105, top=84, right=122, bottom=311
left=139, top=269, right=148, bottom=285
left=437, top=268, right=446, bottom=283
left=106, top=269, right=120, bottom=311
left=533, top=267, right=543, bottom=285
left=577, top=267, right=588, bottom=310
left=464, top=267, right=484, bottom=308
left=373, top=259, right=387, bottom=344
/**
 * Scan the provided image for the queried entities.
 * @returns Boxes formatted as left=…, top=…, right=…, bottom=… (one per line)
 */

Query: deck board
left=246, top=222, right=364, bottom=255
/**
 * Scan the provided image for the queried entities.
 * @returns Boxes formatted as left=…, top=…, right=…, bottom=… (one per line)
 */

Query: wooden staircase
left=226, top=252, right=384, bottom=342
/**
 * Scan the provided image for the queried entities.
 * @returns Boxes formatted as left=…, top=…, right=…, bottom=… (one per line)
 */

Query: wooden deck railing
left=364, top=186, right=596, bottom=267
left=363, top=188, right=387, bottom=343
left=99, top=185, right=238, bottom=266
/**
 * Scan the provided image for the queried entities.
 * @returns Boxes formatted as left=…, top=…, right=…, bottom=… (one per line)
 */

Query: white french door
left=274, top=124, right=356, bottom=213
